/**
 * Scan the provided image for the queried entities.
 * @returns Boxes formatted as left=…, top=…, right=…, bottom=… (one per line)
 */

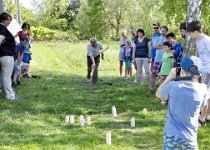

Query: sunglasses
left=153, top=27, right=159, bottom=29
left=24, top=26, right=29, bottom=29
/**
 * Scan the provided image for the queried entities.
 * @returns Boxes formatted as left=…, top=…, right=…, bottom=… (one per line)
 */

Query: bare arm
left=154, top=43, right=163, bottom=49
left=156, top=68, right=176, bottom=99
left=148, top=41, right=151, bottom=58
left=0, top=35, right=5, bottom=45
left=132, top=44, right=136, bottom=61
left=99, top=46, right=109, bottom=54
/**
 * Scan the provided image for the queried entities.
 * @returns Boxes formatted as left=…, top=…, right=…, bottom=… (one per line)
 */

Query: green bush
left=31, top=26, right=78, bottom=42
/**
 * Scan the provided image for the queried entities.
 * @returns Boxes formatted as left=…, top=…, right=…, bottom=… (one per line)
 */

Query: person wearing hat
left=87, top=37, right=109, bottom=85
left=187, top=20, right=210, bottom=126
left=156, top=56, right=208, bottom=150
left=123, top=37, right=133, bottom=79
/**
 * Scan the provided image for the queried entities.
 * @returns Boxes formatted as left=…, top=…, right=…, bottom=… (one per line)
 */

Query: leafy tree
left=184, top=0, right=203, bottom=56
left=61, top=0, right=81, bottom=28
left=76, top=0, right=107, bottom=39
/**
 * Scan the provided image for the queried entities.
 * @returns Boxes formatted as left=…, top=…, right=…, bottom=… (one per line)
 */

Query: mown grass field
left=0, top=41, right=209, bottom=150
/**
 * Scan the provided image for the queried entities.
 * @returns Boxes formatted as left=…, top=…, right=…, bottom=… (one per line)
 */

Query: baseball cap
left=181, top=56, right=202, bottom=75
left=126, top=38, right=132, bottom=43
left=153, top=23, right=160, bottom=27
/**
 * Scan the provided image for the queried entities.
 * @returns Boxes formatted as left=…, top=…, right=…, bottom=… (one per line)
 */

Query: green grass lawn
left=0, top=41, right=209, bottom=150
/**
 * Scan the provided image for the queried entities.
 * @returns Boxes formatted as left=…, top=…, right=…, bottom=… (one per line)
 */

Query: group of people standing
left=116, top=21, right=210, bottom=149
left=0, top=11, right=32, bottom=100
left=118, top=23, right=182, bottom=89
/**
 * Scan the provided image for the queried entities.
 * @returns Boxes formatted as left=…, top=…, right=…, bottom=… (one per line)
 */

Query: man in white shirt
left=87, top=37, right=109, bottom=85
left=187, top=20, right=210, bottom=125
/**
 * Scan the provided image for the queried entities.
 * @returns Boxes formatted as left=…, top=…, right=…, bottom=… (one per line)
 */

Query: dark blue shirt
left=134, top=37, right=150, bottom=58
left=173, top=43, right=183, bottom=67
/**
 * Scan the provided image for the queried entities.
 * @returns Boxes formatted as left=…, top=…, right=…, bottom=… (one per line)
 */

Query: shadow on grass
left=0, top=70, right=166, bottom=149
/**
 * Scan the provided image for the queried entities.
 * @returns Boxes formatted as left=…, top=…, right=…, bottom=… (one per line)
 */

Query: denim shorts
left=13, top=62, right=21, bottom=76
left=118, top=50, right=124, bottom=60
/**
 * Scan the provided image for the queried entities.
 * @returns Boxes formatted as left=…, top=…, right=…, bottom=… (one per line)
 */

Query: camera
left=176, top=67, right=181, bottom=77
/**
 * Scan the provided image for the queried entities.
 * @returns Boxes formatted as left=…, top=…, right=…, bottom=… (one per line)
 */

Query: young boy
left=156, top=56, right=208, bottom=149
left=187, top=20, right=210, bottom=125
left=123, top=38, right=133, bottom=79
left=166, top=32, right=183, bottom=67
left=12, top=36, right=29, bottom=88
left=159, top=41, right=174, bottom=84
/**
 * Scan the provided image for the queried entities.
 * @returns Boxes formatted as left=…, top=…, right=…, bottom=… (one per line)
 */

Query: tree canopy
left=4, top=0, right=210, bottom=40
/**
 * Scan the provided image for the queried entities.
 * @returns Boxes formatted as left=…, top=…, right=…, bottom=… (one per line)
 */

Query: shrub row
left=30, top=26, right=78, bottom=42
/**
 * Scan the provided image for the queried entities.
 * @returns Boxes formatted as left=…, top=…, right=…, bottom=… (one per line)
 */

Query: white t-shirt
left=196, top=35, right=210, bottom=73
left=87, top=42, right=103, bottom=57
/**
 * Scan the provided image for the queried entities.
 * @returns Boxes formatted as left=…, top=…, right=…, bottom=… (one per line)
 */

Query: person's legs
left=87, top=56, right=92, bottom=79
left=0, top=56, right=16, bottom=100
left=125, top=60, right=128, bottom=78
left=92, top=55, right=100, bottom=84
left=136, top=58, right=143, bottom=84
left=133, top=60, right=139, bottom=81
left=149, top=62, right=160, bottom=92
left=205, top=99, right=210, bottom=121
left=143, top=58, right=150, bottom=81
left=119, top=60, right=123, bottom=77
left=125, top=60, right=132, bottom=78
left=150, top=58, right=154, bottom=71
left=199, top=73, right=210, bottom=124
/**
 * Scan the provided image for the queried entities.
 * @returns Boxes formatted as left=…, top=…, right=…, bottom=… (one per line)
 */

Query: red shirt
left=17, top=31, right=30, bottom=40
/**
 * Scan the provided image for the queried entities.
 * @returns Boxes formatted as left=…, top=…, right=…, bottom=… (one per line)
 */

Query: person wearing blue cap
left=123, top=38, right=133, bottom=79
left=156, top=56, right=209, bottom=150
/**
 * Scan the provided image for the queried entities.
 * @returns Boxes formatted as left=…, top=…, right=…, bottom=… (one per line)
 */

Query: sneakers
left=23, top=73, right=31, bottom=78
left=205, top=118, right=210, bottom=123
left=12, top=81, right=21, bottom=88
left=198, top=119, right=206, bottom=126
left=25, top=73, right=31, bottom=78
left=87, top=74, right=91, bottom=79
left=7, top=94, right=20, bottom=101
left=146, top=90, right=154, bottom=95
left=12, top=82, right=18, bottom=88
left=17, top=81, right=21, bottom=85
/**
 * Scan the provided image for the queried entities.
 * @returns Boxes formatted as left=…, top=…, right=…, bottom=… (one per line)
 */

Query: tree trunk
left=16, top=0, right=21, bottom=25
left=184, top=0, right=202, bottom=56
left=0, top=0, right=4, bottom=13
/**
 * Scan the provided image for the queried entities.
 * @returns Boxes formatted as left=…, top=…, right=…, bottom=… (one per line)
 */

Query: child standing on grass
left=123, top=38, right=133, bottom=79
left=159, top=41, right=175, bottom=84
left=156, top=56, right=208, bottom=150
left=12, top=36, right=29, bottom=88
left=14, top=22, right=32, bottom=78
